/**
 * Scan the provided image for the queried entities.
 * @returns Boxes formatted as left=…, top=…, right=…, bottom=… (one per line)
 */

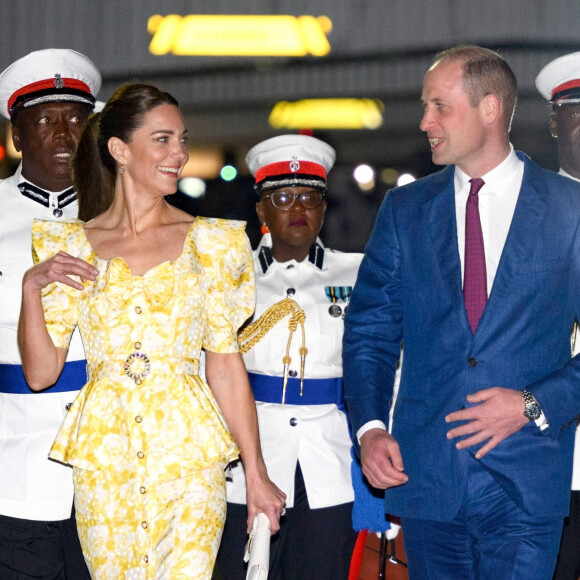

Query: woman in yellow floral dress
left=18, top=83, right=285, bottom=579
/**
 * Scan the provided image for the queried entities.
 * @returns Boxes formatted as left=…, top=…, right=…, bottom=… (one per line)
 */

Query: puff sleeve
left=192, top=218, right=255, bottom=353
left=31, top=219, right=87, bottom=350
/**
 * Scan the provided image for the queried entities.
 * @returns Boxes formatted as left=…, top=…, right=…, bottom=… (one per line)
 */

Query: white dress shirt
left=455, top=144, right=523, bottom=291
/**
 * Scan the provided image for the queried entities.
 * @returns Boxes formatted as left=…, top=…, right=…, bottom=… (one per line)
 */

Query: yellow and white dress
left=31, top=217, right=255, bottom=580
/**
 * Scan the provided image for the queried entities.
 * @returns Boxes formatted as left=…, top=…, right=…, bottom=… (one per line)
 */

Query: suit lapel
left=480, top=155, right=548, bottom=327
left=425, top=166, right=467, bottom=324
left=424, top=156, right=549, bottom=337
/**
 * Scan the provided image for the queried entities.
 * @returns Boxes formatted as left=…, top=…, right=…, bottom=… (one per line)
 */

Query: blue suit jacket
left=343, top=153, right=580, bottom=521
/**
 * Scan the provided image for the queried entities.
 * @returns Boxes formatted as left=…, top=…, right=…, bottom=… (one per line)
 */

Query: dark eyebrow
left=150, top=129, right=189, bottom=137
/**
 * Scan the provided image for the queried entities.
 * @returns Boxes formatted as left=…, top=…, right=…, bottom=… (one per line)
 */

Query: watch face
left=524, top=402, right=542, bottom=421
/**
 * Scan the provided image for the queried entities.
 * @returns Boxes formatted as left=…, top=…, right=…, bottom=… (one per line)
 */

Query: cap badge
left=289, top=156, right=300, bottom=173
left=53, top=74, right=65, bottom=89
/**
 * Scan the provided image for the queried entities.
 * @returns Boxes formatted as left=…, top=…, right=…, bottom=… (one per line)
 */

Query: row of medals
left=287, top=287, right=349, bottom=318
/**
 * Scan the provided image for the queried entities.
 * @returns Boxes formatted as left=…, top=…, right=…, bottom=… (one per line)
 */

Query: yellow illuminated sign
left=148, top=14, right=332, bottom=56
left=269, top=99, right=384, bottom=130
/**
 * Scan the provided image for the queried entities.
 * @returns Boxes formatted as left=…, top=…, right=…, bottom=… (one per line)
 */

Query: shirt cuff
left=356, top=420, right=387, bottom=444
left=535, top=411, right=549, bottom=431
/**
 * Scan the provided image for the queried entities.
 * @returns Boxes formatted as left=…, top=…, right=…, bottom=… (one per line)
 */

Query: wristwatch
left=522, top=389, right=542, bottom=422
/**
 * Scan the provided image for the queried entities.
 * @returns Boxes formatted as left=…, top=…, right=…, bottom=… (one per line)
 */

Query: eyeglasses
left=263, top=190, right=326, bottom=211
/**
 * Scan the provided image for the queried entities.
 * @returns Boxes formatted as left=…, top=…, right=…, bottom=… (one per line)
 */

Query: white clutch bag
left=244, top=512, right=271, bottom=580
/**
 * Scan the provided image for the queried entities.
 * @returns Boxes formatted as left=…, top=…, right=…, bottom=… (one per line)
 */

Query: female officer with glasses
left=215, top=133, right=361, bottom=579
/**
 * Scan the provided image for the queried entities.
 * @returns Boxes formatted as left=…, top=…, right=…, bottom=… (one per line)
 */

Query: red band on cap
left=552, top=79, right=580, bottom=100
left=255, top=160, right=326, bottom=184
left=8, top=78, right=91, bottom=111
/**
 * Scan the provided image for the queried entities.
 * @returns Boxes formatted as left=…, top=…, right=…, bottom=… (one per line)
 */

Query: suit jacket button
left=467, top=358, right=477, bottom=367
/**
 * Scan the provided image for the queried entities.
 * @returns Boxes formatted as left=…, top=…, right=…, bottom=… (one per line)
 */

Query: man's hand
left=445, top=387, right=529, bottom=459
left=360, top=428, right=408, bottom=489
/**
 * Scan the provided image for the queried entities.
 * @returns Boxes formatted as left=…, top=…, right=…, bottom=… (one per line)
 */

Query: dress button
left=289, top=417, right=298, bottom=427
left=286, top=264, right=295, bottom=269
left=467, top=358, right=478, bottom=367
left=65, top=403, right=72, bottom=411
left=135, top=306, right=142, bottom=314
left=135, top=378, right=142, bottom=385
left=288, top=370, right=298, bottom=378
left=143, top=555, right=149, bottom=563
left=135, top=416, right=142, bottom=423
left=286, top=288, right=296, bottom=296
left=137, top=451, right=144, bottom=459
left=140, top=486, right=146, bottom=494
left=134, top=342, right=142, bottom=350
left=141, top=521, right=148, bottom=529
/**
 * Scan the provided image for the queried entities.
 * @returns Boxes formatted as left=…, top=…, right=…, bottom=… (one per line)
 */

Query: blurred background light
left=353, top=163, right=376, bottom=192
left=269, top=98, right=384, bottom=130
left=380, top=168, right=400, bottom=185
left=397, top=173, right=416, bottom=186
left=178, top=177, right=206, bottom=198
left=180, top=147, right=224, bottom=179
left=220, top=164, right=238, bottom=181
left=148, top=14, right=332, bottom=56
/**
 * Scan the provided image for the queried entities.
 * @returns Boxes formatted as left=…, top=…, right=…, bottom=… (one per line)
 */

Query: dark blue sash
left=248, top=372, right=344, bottom=407
left=0, top=360, right=87, bottom=394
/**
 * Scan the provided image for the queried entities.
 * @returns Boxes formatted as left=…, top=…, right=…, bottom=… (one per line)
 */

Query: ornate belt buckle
left=123, top=352, right=151, bottom=384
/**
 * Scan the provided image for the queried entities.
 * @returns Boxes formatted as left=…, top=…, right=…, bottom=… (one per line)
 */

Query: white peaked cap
left=246, top=134, right=336, bottom=191
left=536, top=51, right=580, bottom=105
left=0, top=48, right=101, bottom=119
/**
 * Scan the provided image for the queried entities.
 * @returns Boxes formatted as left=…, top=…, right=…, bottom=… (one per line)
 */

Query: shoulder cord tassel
left=239, top=297, right=307, bottom=404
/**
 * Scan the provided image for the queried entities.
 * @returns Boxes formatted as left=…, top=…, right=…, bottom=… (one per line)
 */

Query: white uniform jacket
left=0, top=164, right=85, bottom=520
left=560, top=168, right=580, bottom=491
left=226, top=235, right=363, bottom=509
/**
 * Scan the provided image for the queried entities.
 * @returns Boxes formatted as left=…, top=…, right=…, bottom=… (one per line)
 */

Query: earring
left=261, top=223, right=270, bottom=235
left=119, top=160, right=126, bottom=174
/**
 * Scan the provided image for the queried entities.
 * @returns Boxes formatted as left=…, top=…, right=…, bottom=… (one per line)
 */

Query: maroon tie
left=464, top=178, right=487, bottom=333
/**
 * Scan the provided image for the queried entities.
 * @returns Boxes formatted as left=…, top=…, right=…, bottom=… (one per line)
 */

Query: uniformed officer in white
left=537, top=51, right=580, bottom=580
left=0, top=49, right=100, bottom=579
left=215, top=134, right=361, bottom=579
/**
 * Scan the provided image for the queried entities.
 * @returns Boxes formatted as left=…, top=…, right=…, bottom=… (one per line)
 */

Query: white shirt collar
left=454, top=144, right=521, bottom=198
left=559, top=168, right=580, bottom=183
left=255, top=234, right=326, bottom=273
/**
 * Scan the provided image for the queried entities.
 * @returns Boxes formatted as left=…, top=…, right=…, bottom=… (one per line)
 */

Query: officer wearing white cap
left=0, top=48, right=100, bottom=579
left=215, top=133, right=361, bottom=579
left=536, top=51, right=580, bottom=182
left=536, top=51, right=580, bottom=580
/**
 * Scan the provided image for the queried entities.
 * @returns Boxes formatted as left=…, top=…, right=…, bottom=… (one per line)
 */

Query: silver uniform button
left=53, top=208, right=63, bottom=218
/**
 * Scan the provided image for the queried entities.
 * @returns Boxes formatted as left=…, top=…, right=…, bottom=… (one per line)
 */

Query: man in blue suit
left=343, top=45, right=580, bottom=579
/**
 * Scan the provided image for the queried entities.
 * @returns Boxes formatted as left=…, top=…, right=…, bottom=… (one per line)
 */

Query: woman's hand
left=245, top=468, right=287, bottom=534
left=23, top=251, right=98, bottom=292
